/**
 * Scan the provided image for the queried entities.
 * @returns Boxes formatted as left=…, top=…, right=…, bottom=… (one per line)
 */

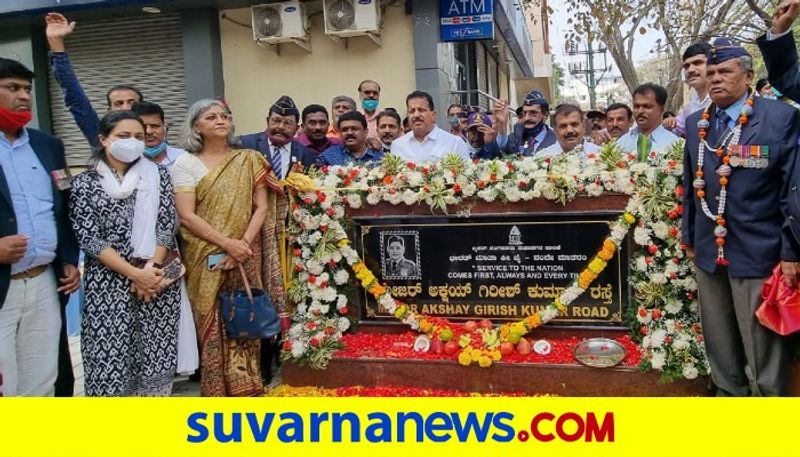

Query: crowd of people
left=4, top=1, right=800, bottom=397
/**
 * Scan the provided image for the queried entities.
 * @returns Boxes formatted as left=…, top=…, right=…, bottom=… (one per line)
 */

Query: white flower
left=402, top=189, right=418, bottom=205
left=406, top=171, right=424, bottom=187
left=664, top=299, right=682, bottom=314
left=650, top=351, right=666, bottom=370
left=337, top=294, right=348, bottom=309
left=348, top=194, right=363, bottom=209
left=306, top=260, right=324, bottom=276
left=291, top=341, right=308, bottom=358
left=650, top=273, right=668, bottom=285
left=633, top=227, right=652, bottom=246
left=650, top=329, right=667, bottom=348
left=682, top=364, right=699, bottom=379
left=366, top=190, right=382, bottom=205
left=334, top=269, right=349, bottom=285
left=338, top=317, right=351, bottom=331
left=651, top=221, right=669, bottom=239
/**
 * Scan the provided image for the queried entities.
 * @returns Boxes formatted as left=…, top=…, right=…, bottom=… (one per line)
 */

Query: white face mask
left=108, top=137, right=145, bottom=163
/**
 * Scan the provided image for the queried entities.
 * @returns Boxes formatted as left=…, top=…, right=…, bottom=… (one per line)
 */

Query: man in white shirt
left=667, top=43, right=711, bottom=137
left=390, top=91, right=471, bottom=163
left=537, top=104, right=600, bottom=157
left=617, top=83, right=680, bottom=160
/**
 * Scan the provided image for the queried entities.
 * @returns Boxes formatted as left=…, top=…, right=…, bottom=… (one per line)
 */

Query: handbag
left=755, top=264, right=800, bottom=336
left=219, top=264, right=281, bottom=339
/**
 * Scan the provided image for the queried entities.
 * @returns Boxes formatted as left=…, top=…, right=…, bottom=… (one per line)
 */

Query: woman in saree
left=172, top=99, right=282, bottom=396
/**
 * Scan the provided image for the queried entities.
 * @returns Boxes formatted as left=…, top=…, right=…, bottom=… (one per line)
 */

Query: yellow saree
left=180, top=149, right=284, bottom=396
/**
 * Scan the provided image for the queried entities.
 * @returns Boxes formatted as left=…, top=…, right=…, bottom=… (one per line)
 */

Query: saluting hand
left=772, top=0, right=800, bottom=35
left=0, top=235, right=27, bottom=265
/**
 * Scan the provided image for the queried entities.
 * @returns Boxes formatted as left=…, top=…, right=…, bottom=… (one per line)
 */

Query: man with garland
left=682, top=38, right=800, bottom=396
left=536, top=104, right=599, bottom=158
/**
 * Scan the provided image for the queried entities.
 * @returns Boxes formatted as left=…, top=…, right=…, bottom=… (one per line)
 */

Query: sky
left=549, top=1, right=661, bottom=82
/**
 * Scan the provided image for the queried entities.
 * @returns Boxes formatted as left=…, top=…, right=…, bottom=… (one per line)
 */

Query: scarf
left=522, top=122, right=545, bottom=142
left=0, top=106, right=32, bottom=133
left=96, top=158, right=161, bottom=259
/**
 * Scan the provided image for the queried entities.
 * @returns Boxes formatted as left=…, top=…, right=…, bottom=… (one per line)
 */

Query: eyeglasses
left=0, top=83, right=33, bottom=94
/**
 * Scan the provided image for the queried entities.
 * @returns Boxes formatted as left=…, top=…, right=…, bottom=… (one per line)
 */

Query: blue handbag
left=220, top=264, right=281, bottom=339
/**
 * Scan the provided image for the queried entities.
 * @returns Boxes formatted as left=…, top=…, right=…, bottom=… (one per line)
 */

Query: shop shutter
left=488, top=53, right=499, bottom=101
left=476, top=43, right=488, bottom=110
left=47, top=13, right=188, bottom=167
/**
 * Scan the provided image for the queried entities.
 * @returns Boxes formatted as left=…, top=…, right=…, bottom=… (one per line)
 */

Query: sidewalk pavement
left=68, top=336, right=282, bottom=396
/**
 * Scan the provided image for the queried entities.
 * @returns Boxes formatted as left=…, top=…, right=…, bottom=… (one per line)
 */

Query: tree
left=525, top=0, right=774, bottom=111
left=552, top=60, right=566, bottom=104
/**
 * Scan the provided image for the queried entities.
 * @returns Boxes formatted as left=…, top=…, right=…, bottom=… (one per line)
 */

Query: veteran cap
left=520, top=90, right=549, bottom=111
left=270, top=95, right=300, bottom=117
left=707, top=37, right=751, bottom=65
left=466, top=111, right=493, bottom=129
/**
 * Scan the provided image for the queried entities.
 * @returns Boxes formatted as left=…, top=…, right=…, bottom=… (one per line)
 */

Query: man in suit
left=239, top=95, right=315, bottom=179
left=495, top=91, right=557, bottom=156
left=385, top=236, right=418, bottom=278
left=681, top=39, right=800, bottom=396
left=756, top=0, right=800, bottom=103
left=0, top=58, right=80, bottom=396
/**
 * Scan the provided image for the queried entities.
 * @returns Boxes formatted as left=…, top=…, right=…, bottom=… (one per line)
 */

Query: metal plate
left=573, top=338, right=626, bottom=368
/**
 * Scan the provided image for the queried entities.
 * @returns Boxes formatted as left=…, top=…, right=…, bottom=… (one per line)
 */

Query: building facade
left=0, top=0, right=551, bottom=165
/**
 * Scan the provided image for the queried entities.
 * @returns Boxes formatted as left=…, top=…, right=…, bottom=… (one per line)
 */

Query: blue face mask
left=362, top=99, right=379, bottom=111
left=143, top=141, right=167, bottom=158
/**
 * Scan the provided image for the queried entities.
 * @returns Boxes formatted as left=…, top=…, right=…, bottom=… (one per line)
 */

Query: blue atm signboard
left=440, top=0, right=494, bottom=42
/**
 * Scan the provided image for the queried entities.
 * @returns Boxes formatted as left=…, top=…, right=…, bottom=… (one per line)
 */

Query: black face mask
left=523, top=122, right=544, bottom=141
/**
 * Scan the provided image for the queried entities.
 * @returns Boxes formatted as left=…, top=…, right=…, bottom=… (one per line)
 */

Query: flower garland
left=281, top=140, right=708, bottom=380
left=693, top=91, right=754, bottom=266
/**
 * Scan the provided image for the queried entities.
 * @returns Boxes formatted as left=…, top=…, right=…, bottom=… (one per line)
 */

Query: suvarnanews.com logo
left=186, top=410, right=615, bottom=444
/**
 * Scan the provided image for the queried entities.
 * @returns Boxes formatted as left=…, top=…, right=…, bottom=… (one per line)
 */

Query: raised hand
left=772, top=0, right=800, bottom=35
left=45, top=12, right=76, bottom=52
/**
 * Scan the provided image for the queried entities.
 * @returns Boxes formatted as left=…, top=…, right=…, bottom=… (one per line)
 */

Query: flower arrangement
left=281, top=139, right=709, bottom=380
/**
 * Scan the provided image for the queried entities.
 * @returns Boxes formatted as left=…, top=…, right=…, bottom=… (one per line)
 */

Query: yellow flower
left=588, top=257, right=607, bottom=274
left=353, top=262, right=366, bottom=273
left=394, top=305, right=407, bottom=319
left=471, top=348, right=482, bottom=362
left=478, top=356, right=492, bottom=368
left=458, top=350, right=473, bottom=366
left=525, top=314, right=541, bottom=328
left=489, top=350, right=501, bottom=361
left=507, top=331, right=522, bottom=344
left=419, top=319, right=433, bottom=333
left=337, top=239, right=350, bottom=247
left=623, top=212, right=635, bottom=224
left=554, top=297, right=566, bottom=312
left=598, top=248, right=614, bottom=261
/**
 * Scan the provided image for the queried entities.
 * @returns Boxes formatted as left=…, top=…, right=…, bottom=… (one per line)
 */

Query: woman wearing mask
left=172, top=99, right=284, bottom=396
left=69, top=110, right=180, bottom=396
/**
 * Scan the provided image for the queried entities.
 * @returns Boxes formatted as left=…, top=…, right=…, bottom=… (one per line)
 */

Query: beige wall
left=219, top=3, right=415, bottom=134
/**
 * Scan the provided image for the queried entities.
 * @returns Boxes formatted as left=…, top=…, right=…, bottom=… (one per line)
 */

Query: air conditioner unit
left=251, top=2, right=310, bottom=51
left=323, top=0, right=382, bottom=40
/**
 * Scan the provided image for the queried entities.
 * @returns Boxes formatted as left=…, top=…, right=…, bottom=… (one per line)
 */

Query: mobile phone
left=207, top=253, right=225, bottom=270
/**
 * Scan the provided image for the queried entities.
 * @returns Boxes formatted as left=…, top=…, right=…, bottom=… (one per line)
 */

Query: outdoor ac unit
left=251, top=2, right=309, bottom=49
left=323, top=0, right=381, bottom=38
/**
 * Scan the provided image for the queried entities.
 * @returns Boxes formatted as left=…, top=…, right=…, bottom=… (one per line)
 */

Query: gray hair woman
left=171, top=98, right=272, bottom=396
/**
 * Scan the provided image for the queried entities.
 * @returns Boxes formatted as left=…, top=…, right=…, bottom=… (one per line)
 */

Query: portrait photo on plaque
left=380, top=230, right=421, bottom=280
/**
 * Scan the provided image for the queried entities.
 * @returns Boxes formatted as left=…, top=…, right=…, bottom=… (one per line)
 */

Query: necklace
left=693, top=91, right=754, bottom=266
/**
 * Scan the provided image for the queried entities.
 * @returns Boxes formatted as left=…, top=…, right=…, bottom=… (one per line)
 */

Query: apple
left=499, top=341, right=514, bottom=356
left=516, top=338, right=532, bottom=355
left=444, top=341, right=459, bottom=355
left=463, top=320, right=478, bottom=333
left=479, top=319, right=494, bottom=330
left=430, top=339, right=444, bottom=355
